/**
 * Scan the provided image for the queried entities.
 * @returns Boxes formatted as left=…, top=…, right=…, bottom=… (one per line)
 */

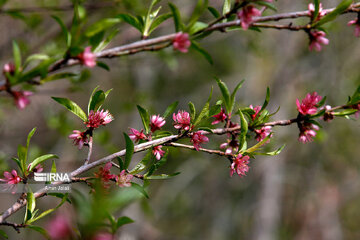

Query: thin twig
left=0, top=222, right=27, bottom=233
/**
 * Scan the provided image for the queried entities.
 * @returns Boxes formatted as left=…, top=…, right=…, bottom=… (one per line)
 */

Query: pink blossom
left=0, top=170, right=21, bottom=185
left=347, top=19, right=360, bottom=37
left=220, top=139, right=239, bottom=155
left=237, top=5, right=261, bottom=30
left=2, top=62, right=15, bottom=75
left=27, top=163, right=43, bottom=173
left=94, top=162, right=116, bottom=188
left=173, top=33, right=191, bottom=53
left=78, top=46, right=96, bottom=68
left=150, top=115, right=166, bottom=132
left=12, top=90, right=33, bottom=109
left=46, top=215, right=72, bottom=240
left=249, top=105, right=262, bottom=120
left=308, top=30, right=329, bottom=52
left=153, top=145, right=165, bottom=160
left=211, top=108, right=227, bottom=125
left=85, top=110, right=113, bottom=128
left=296, top=92, right=322, bottom=115
left=129, top=128, right=146, bottom=143
left=69, top=130, right=88, bottom=149
left=92, top=232, right=114, bottom=240
left=116, top=170, right=133, bottom=188
left=308, top=3, right=326, bottom=21
left=298, top=123, right=319, bottom=143
left=230, top=154, right=250, bottom=177
left=254, top=126, right=272, bottom=142
left=190, top=131, right=209, bottom=151
left=173, top=110, right=191, bottom=131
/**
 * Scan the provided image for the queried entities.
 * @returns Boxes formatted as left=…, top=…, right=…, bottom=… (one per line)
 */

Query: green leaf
left=88, top=87, right=108, bottom=114
left=116, top=13, right=142, bottom=32
left=117, top=157, right=125, bottom=171
left=229, top=80, right=244, bottom=114
left=313, top=0, right=320, bottom=21
left=312, top=0, right=352, bottom=27
left=254, top=144, right=285, bottom=156
left=216, top=77, right=231, bottom=113
left=29, top=154, right=57, bottom=172
left=94, top=29, right=119, bottom=52
left=124, top=133, right=134, bottom=169
left=24, top=54, right=49, bottom=67
left=27, top=194, right=68, bottom=224
left=238, top=110, right=248, bottom=151
left=51, top=160, right=56, bottom=173
left=198, top=127, right=213, bottom=133
left=85, top=18, right=121, bottom=37
left=208, top=104, right=221, bottom=117
left=40, top=72, right=76, bottom=84
left=149, top=13, right=172, bottom=35
left=144, top=172, right=180, bottom=180
left=116, top=216, right=135, bottom=228
left=27, top=225, right=50, bottom=239
left=193, top=87, right=213, bottom=126
left=12, top=41, right=21, bottom=73
left=188, top=102, right=196, bottom=121
left=18, top=145, right=27, bottom=173
left=208, top=6, right=220, bottom=18
left=245, top=134, right=272, bottom=154
left=0, top=230, right=8, bottom=239
left=52, top=97, right=87, bottom=122
left=97, top=61, right=110, bottom=71
left=332, top=109, right=357, bottom=116
left=260, top=87, right=270, bottom=113
left=163, top=101, right=179, bottom=118
left=137, top=105, right=150, bottom=133
left=11, top=157, right=22, bottom=173
left=223, top=0, right=232, bottom=15
left=48, top=193, right=71, bottom=203
left=187, top=0, right=208, bottom=29
left=188, top=21, right=208, bottom=35
left=256, top=1, right=277, bottom=12
left=131, top=183, right=149, bottom=199
left=146, top=152, right=168, bottom=177
left=27, top=191, right=36, bottom=213
left=129, top=151, right=153, bottom=174
left=190, top=41, right=213, bottom=64
left=349, top=85, right=360, bottom=104
left=169, top=3, right=182, bottom=31
left=51, top=15, right=71, bottom=47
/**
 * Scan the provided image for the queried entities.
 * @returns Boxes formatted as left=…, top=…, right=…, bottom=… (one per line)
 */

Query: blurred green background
left=0, top=0, right=359, bottom=239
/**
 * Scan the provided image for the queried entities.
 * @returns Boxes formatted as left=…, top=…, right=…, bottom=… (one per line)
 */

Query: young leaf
left=116, top=13, right=142, bottom=32
left=187, top=0, right=208, bottom=29
left=129, top=151, right=153, bottom=174
left=124, top=133, right=134, bottom=169
left=208, top=6, right=220, bottom=18
left=238, top=110, right=248, bottom=150
left=137, top=105, right=150, bottom=133
left=12, top=41, right=21, bottom=73
left=188, top=102, right=196, bottom=121
left=116, top=216, right=135, bottom=229
left=11, top=157, right=22, bottom=173
left=193, top=87, right=213, bottom=126
left=190, top=41, right=213, bottom=64
left=349, top=85, right=360, bottom=104
left=260, top=87, right=270, bottom=113
left=313, top=0, right=320, bottom=21
left=146, top=152, right=168, bottom=177
left=51, top=160, right=56, bottom=173
left=144, top=172, right=180, bottom=180
left=51, top=15, right=71, bottom=47
left=29, top=154, right=58, bottom=172
left=169, top=3, right=182, bottom=31
left=254, top=144, right=285, bottom=156
left=223, top=0, right=232, bottom=15
left=256, top=1, right=277, bottom=12
left=208, top=104, right=221, bottom=117
left=85, top=18, right=121, bottom=37
left=27, top=225, right=50, bottom=239
left=52, top=97, right=87, bottom=122
left=312, top=0, right=352, bottom=27
left=149, top=13, right=172, bottom=35
left=88, top=88, right=106, bottom=114
left=229, top=80, right=245, bottom=114
left=117, top=157, right=125, bottom=171
left=18, top=145, right=27, bottom=173
left=216, top=78, right=231, bottom=113
left=163, top=101, right=179, bottom=118
left=96, top=61, right=110, bottom=71
left=40, top=73, right=76, bottom=84
left=94, top=29, right=119, bottom=52
left=245, top=134, right=272, bottom=153
left=131, top=183, right=149, bottom=199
